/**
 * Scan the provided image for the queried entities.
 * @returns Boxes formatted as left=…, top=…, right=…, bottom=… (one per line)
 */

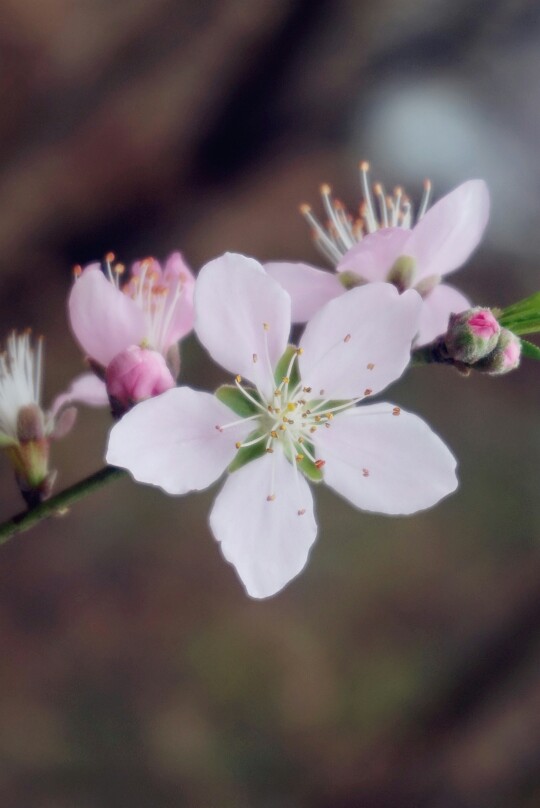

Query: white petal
left=195, top=253, right=291, bottom=399
left=336, top=228, right=411, bottom=282
left=407, top=180, right=490, bottom=280
left=210, top=448, right=318, bottom=599
left=50, top=373, right=109, bottom=415
left=415, top=284, right=471, bottom=346
left=314, top=403, right=458, bottom=514
left=299, top=283, right=421, bottom=399
left=264, top=261, right=344, bottom=322
left=68, top=268, right=146, bottom=367
left=106, top=387, right=252, bottom=494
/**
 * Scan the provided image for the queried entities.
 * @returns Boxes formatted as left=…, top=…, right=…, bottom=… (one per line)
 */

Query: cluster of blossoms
left=0, top=162, right=534, bottom=598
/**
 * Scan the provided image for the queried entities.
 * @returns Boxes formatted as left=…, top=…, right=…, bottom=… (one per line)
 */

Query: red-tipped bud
left=445, top=307, right=501, bottom=364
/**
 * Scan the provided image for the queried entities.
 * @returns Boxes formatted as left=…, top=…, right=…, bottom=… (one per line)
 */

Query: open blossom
left=107, top=254, right=458, bottom=599
left=265, top=162, right=490, bottom=345
left=0, top=332, right=104, bottom=503
left=68, top=252, right=195, bottom=412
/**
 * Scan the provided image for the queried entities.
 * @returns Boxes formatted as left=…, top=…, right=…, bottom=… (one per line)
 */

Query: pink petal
left=406, top=180, right=490, bottom=280
left=314, top=403, right=458, bottom=514
left=106, top=387, right=252, bottom=494
left=264, top=261, right=344, bottom=323
left=415, top=284, right=471, bottom=346
left=50, top=372, right=109, bottom=415
left=299, top=283, right=421, bottom=399
left=336, top=228, right=411, bottom=282
left=210, top=448, right=317, bottom=598
left=162, top=252, right=196, bottom=348
left=69, top=268, right=146, bottom=366
left=194, top=253, right=291, bottom=399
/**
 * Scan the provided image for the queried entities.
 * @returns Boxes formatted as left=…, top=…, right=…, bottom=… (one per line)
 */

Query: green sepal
left=0, top=431, right=17, bottom=449
left=339, top=271, right=365, bottom=290
left=499, top=291, right=540, bottom=319
left=274, top=345, right=300, bottom=390
left=228, top=430, right=267, bottom=473
left=307, top=399, right=349, bottom=414
left=499, top=292, right=540, bottom=335
left=497, top=316, right=540, bottom=336
left=296, top=450, right=323, bottom=483
left=520, top=338, right=540, bottom=360
left=215, top=385, right=262, bottom=418
left=282, top=438, right=323, bottom=483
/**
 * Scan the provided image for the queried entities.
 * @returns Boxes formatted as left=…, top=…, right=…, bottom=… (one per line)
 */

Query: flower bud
left=475, top=328, right=521, bottom=375
left=445, top=307, right=500, bottom=364
left=105, top=345, right=176, bottom=416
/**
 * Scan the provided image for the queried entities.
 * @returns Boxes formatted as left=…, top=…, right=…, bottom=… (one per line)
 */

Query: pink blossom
left=266, top=164, right=490, bottom=346
left=107, top=254, right=458, bottom=599
left=68, top=252, right=195, bottom=408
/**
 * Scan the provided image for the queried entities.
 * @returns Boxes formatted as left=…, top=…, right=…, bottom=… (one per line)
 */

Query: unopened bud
left=475, top=328, right=521, bottom=376
left=386, top=255, right=415, bottom=293
left=105, top=345, right=176, bottom=417
left=445, top=307, right=500, bottom=364
left=6, top=407, right=51, bottom=504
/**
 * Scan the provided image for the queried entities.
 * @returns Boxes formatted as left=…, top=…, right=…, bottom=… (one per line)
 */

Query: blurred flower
left=107, top=254, right=458, bottom=599
left=445, top=307, right=501, bottom=363
left=0, top=332, right=101, bottom=505
left=266, top=163, right=490, bottom=345
left=68, top=252, right=195, bottom=414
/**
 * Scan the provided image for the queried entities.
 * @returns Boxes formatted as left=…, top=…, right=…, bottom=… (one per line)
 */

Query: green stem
left=0, top=466, right=126, bottom=545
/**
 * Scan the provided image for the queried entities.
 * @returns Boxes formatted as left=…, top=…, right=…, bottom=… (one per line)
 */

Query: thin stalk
left=0, top=466, right=126, bottom=545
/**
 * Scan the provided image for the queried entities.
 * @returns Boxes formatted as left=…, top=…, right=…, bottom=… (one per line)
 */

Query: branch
left=0, top=466, right=126, bottom=545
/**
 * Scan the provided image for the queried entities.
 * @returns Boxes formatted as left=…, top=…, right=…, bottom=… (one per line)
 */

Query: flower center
left=300, top=161, right=432, bottom=265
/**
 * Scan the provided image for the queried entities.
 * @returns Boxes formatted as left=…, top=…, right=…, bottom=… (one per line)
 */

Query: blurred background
left=0, top=1, right=539, bottom=806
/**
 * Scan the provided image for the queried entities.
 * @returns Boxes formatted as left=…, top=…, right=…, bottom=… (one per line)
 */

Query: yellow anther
left=295, top=454, right=304, bottom=462
left=320, top=183, right=332, bottom=195
left=263, top=322, right=270, bottom=331
left=286, top=402, right=297, bottom=411
left=296, top=348, right=304, bottom=355
left=235, top=375, right=242, bottom=383
left=279, top=424, right=286, bottom=431
left=300, top=203, right=312, bottom=214
left=282, top=376, right=289, bottom=384
left=270, top=430, right=278, bottom=439
left=235, top=441, right=242, bottom=449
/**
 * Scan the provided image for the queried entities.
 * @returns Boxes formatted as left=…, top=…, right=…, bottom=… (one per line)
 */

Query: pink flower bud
left=445, top=307, right=501, bottom=363
left=105, top=345, right=176, bottom=415
left=475, top=328, right=521, bottom=376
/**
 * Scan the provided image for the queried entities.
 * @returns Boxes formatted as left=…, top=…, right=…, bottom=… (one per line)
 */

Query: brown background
left=0, top=1, right=539, bottom=806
